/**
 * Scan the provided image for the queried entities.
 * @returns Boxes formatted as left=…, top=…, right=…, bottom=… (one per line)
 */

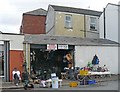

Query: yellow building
left=46, top=5, right=102, bottom=38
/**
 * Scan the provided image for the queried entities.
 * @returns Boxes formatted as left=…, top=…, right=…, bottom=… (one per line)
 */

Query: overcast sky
left=0, top=0, right=119, bottom=33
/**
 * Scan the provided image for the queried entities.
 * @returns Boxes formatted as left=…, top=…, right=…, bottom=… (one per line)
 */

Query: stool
left=61, top=73, right=67, bottom=79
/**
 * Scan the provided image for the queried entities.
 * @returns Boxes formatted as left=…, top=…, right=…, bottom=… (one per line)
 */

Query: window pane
left=65, top=21, right=71, bottom=28
left=66, top=16, right=71, bottom=21
left=65, top=15, right=72, bottom=28
left=90, top=17, right=97, bottom=30
left=90, top=17, right=96, bottom=23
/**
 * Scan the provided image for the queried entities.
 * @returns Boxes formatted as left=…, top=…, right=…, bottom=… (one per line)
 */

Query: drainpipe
left=84, top=14, right=86, bottom=38
left=103, top=8, right=106, bottom=39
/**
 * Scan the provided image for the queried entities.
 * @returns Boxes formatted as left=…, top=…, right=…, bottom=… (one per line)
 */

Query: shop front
left=0, top=41, right=10, bottom=82
left=28, top=44, right=75, bottom=79
left=24, top=34, right=119, bottom=81
left=0, top=33, right=24, bottom=82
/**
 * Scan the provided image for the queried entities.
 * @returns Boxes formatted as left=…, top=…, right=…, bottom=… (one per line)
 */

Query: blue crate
left=87, top=80, right=96, bottom=84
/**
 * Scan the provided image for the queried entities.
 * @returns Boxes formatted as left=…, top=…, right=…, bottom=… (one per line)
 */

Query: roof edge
left=50, top=4, right=102, bottom=13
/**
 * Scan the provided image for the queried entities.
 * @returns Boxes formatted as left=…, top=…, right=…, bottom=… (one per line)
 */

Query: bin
left=52, top=77, right=58, bottom=88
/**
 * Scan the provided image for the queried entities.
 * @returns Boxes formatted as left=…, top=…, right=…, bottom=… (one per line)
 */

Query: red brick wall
left=21, top=14, right=46, bottom=34
left=10, top=50, right=24, bottom=81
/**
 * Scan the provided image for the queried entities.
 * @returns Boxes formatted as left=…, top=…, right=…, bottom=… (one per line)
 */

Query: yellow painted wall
left=55, top=12, right=85, bottom=38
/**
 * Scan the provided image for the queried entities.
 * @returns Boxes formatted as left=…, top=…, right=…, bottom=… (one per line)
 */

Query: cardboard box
left=79, top=70, right=88, bottom=75
left=69, top=82, right=78, bottom=87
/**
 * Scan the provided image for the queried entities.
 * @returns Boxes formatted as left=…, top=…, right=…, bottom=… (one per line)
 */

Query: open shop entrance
left=30, top=44, right=74, bottom=79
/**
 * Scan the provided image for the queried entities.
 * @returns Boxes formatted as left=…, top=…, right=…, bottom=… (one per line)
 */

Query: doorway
left=30, top=44, right=74, bottom=79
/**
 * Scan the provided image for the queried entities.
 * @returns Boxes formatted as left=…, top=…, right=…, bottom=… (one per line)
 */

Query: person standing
left=65, top=52, right=73, bottom=68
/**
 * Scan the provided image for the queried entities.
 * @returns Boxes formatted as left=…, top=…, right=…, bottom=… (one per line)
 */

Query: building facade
left=0, top=33, right=24, bottom=81
left=24, top=34, right=119, bottom=75
left=46, top=5, right=102, bottom=38
left=99, top=3, right=119, bottom=43
left=20, top=8, right=47, bottom=34
left=0, top=33, right=119, bottom=81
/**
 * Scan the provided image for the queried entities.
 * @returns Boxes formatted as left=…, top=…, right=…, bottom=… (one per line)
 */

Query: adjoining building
left=99, top=3, right=120, bottom=43
left=0, top=32, right=24, bottom=81
left=20, top=8, right=47, bottom=34
left=46, top=5, right=102, bottom=38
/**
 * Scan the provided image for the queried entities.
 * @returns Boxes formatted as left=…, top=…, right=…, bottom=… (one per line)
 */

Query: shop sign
left=47, top=44, right=57, bottom=50
left=58, top=44, right=68, bottom=49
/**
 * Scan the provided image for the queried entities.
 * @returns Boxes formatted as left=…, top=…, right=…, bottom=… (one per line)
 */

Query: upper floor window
left=90, top=17, right=97, bottom=30
left=65, top=15, right=72, bottom=29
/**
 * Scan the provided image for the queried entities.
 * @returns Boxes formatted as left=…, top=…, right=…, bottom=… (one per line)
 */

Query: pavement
left=0, top=74, right=119, bottom=90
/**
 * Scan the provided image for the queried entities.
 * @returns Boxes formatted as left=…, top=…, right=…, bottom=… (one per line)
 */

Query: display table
left=88, top=71, right=111, bottom=75
left=77, top=71, right=111, bottom=80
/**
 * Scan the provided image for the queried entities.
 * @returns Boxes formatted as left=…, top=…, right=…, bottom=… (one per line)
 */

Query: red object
left=9, top=50, right=24, bottom=81
left=20, top=14, right=46, bottom=34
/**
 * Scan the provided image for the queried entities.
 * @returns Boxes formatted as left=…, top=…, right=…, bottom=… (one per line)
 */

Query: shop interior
left=30, top=45, right=74, bottom=79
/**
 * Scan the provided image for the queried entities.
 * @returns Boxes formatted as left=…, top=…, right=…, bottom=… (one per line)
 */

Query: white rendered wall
left=99, top=13, right=104, bottom=39
left=0, top=34, right=2, bottom=41
left=99, top=4, right=118, bottom=42
left=75, top=46, right=118, bottom=74
left=46, top=6, right=55, bottom=35
left=106, top=4, right=118, bottom=42
left=1, top=34, right=24, bottom=50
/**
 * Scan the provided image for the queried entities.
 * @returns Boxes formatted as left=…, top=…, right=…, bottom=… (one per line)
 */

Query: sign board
left=47, top=44, right=57, bottom=50
left=58, top=44, right=68, bottom=49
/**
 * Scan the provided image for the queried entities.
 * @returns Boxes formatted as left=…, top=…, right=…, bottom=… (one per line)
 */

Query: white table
left=77, top=71, right=111, bottom=81
left=88, top=71, right=111, bottom=75
left=88, top=71, right=111, bottom=78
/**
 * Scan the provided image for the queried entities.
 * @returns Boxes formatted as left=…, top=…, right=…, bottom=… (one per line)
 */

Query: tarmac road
left=2, top=80, right=119, bottom=91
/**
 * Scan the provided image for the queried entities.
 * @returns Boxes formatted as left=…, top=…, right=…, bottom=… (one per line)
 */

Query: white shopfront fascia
left=58, top=44, right=68, bottom=50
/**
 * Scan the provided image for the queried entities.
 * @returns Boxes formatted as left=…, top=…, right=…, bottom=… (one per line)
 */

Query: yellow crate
left=69, top=82, right=78, bottom=87
left=79, top=70, right=88, bottom=75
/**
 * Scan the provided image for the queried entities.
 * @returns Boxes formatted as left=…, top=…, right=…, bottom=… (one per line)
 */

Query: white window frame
left=65, top=15, right=72, bottom=29
left=90, top=17, right=97, bottom=30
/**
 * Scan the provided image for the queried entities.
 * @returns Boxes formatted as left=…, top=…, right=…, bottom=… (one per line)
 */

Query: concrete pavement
left=0, top=74, right=119, bottom=90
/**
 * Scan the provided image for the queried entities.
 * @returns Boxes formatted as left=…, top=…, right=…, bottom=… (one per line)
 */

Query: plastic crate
left=69, top=82, right=78, bottom=87
left=87, top=80, right=96, bottom=84
left=79, top=70, right=89, bottom=75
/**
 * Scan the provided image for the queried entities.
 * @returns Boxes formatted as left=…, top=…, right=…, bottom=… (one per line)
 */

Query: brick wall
left=21, top=14, right=46, bottom=34
left=10, top=50, right=24, bottom=81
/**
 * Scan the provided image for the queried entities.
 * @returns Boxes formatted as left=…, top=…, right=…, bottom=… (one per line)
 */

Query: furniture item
left=61, top=73, right=67, bottom=79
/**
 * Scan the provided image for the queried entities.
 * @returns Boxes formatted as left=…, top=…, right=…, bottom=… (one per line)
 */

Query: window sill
left=64, top=27, right=73, bottom=29
left=90, top=29, right=97, bottom=31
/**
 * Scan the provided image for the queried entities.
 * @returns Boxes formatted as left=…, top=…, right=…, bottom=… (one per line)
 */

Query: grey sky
left=0, top=0, right=119, bottom=33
